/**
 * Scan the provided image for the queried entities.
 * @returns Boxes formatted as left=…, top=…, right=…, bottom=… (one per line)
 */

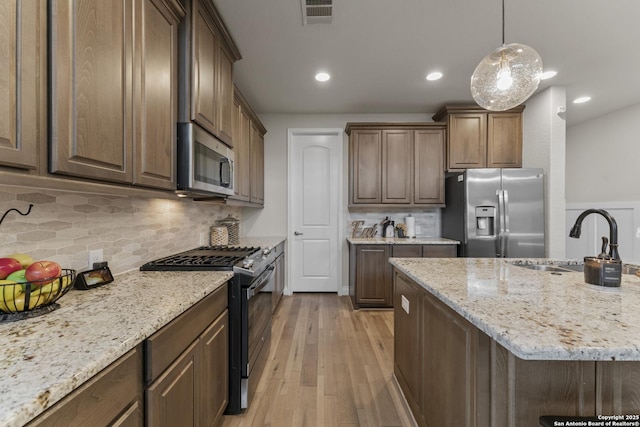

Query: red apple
left=0, top=258, right=22, bottom=280
left=25, top=261, right=62, bottom=286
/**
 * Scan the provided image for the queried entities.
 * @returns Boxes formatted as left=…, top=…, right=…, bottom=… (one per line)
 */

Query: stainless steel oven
left=177, top=122, right=234, bottom=198
left=241, top=263, right=274, bottom=408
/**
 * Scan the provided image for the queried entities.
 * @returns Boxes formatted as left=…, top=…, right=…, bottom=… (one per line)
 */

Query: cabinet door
left=238, top=103, right=252, bottom=201
left=0, top=1, right=44, bottom=170
left=250, top=123, right=264, bottom=204
left=191, top=0, right=219, bottom=137
left=356, top=245, right=392, bottom=307
left=147, top=340, right=198, bottom=427
left=216, top=41, right=234, bottom=146
left=394, top=272, right=425, bottom=425
left=382, top=130, right=412, bottom=204
left=447, top=113, right=487, bottom=170
left=50, top=0, right=134, bottom=183
left=110, top=401, right=143, bottom=427
left=200, top=310, right=228, bottom=427
left=351, top=130, right=382, bottom=204
left=392, top=245, right=422, bottom=257
left=414, top=129, right=445, bottom=204
left=133, top=0, right=180, bottom=190
left=487, top=112, right=522, bottom=168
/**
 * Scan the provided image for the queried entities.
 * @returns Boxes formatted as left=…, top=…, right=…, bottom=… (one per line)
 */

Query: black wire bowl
left=0, top=269, right=75, bottom=322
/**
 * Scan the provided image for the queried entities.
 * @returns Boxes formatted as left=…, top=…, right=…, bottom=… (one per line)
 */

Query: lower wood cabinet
left=26, top=346, right=144, bottom=427
left=145, top=283, right=229, bottom=427
left=349, top=243, right=457, bottom=309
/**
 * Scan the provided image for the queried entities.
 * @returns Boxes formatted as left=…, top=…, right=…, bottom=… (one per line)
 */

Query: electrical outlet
left=401, top=295, right=410, bottom=314
left=89, top=249, right=103, bottom=267
left=200, top=232, right=207, bottom=245
left=415, top=225, right=422, bottom=235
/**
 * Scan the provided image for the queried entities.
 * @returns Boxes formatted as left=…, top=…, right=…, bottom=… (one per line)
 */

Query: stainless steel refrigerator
left=441, top=168, right=545, bottom=258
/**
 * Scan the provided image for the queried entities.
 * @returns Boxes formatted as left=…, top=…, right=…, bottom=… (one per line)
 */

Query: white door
left=288, top=129, right=342, bottom=293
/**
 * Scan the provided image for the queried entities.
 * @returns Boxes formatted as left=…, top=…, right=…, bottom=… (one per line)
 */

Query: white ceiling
left=213, top=0, right=640, bottom=126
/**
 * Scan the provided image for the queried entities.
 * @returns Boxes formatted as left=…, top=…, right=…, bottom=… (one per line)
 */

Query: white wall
left=565, top=102, right=640, bottom=263
left=522, top=86, right=567, bottom=258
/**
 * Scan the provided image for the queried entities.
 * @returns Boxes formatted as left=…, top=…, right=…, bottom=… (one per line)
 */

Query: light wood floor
left=222, top=293, right=416, bottom=427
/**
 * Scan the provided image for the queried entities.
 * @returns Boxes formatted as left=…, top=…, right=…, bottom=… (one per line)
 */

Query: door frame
left=287, top=128, right=344, bottom=295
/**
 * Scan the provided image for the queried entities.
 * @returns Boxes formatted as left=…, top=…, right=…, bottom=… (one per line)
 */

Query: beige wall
left=566, top=102, right=640, bottom=202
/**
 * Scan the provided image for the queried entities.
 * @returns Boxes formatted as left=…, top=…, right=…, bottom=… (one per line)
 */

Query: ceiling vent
left=301, top=0, right=333, bottom=25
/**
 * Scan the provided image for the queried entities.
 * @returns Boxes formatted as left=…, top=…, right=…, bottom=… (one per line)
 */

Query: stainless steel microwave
left=177, top=122, right=234, bottom=197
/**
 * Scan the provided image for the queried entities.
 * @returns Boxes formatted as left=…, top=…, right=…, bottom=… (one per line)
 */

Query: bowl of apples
left=0, top=254, right=75, bottom=321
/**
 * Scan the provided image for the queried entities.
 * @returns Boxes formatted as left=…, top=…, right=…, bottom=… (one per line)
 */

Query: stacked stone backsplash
left=0, top=186, right=242, bottom=275
left=346, top=209, right=441, bottom=238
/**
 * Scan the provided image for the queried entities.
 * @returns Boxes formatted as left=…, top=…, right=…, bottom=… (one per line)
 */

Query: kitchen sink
left=513, top=263, right=639, bottom=275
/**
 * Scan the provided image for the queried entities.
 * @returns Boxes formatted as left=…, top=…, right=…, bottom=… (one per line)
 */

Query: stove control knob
left=242, top=258, right=254, bottom=269
left=262, top=247, right=272, bottom=256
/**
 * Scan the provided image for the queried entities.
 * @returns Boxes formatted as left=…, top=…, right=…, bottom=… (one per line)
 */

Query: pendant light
left=470, top=0, right=543, bottom=111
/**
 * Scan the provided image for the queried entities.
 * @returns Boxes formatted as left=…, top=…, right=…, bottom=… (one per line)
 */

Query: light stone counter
left=389, top=257, right=640, bottom=361
left=0, top=269, right=232, bottom=427
left=347, top=236, right=459, bottom=245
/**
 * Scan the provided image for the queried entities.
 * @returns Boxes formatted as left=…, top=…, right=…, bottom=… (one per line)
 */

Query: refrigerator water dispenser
left=475, top=207, right=496, bottom=236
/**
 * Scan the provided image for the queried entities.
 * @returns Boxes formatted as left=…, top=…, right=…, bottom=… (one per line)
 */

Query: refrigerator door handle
left=497, top=189, right=505, bottom=257
left=503, top=190, right=510, bottom=257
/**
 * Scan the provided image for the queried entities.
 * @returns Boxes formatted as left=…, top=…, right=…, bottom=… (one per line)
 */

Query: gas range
left=139, top=245, right=277, bottom=284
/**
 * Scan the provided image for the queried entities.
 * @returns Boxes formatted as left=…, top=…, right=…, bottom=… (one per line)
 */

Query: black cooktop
left=140, top=246, right=260, bottom=271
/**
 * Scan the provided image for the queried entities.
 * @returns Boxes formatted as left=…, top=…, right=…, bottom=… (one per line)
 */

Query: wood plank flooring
left=222, top=293, right=416, bottom=427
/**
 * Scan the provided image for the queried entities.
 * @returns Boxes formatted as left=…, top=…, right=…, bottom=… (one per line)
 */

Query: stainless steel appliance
left=140, top=245, right=278, bottom=414
left=441, top=168, right=545, bottom=257
left=177, top=122, right=234, bottom=198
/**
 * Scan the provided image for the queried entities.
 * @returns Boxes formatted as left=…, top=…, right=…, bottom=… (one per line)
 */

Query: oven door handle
left=246, top=265, right=275, bottom=299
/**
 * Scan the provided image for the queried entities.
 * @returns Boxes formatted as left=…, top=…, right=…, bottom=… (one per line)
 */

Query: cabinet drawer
left=145, top=283, right=228, bottom=383
left=27, top=346, right=142, bottom=427
left=422, top=245, right=457, bottom=258
left=392, top=245, right=422, bottom=257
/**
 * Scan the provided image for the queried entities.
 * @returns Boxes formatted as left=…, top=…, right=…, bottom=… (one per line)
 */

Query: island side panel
left=597, top=362, right=640, bottom=414
left=491, top=343, right=596, bottom=425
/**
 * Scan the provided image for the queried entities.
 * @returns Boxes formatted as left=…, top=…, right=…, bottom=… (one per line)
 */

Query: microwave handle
left=220, top=157, right=232, bottom=187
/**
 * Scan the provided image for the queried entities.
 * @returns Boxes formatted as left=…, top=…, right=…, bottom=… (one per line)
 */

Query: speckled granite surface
left=389, top=257, right=640, bottom=361
left=347, top=236, right=459, bottom=245
left=0, top=269, right=232, bottom=427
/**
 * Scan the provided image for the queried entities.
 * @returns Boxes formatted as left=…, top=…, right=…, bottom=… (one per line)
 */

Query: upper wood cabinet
left=346, top=123, right=446, bottom=208
left=0, top=1, right=46, bottom=171
left=231, top=86, right=266, bottom=207
left=49, top=0, right=184, bottom=190
left=182, top=0, right=240, bottom=147
left=432, top=105, right=524, bottom=171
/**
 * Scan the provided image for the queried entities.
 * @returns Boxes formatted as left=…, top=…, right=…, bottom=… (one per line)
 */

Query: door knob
left=294, top=231, right=303, bottom=236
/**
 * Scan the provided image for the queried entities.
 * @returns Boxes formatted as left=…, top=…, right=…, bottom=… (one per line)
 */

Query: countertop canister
left=217, top=215, right=240, bottom=244
left=210, top=226, right=228, bottom=245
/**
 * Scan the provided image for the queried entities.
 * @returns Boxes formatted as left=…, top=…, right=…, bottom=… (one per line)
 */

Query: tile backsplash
left=345, top=209, right=441, bottom=238
left=0, top=186, right=242, bottom=275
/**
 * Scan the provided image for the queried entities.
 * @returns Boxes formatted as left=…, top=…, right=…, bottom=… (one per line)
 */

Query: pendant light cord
left=501, top=0, right=505, bottom=46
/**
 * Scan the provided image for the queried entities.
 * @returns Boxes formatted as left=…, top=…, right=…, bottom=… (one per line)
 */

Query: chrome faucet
left=569, top=209, right=620, bottom=260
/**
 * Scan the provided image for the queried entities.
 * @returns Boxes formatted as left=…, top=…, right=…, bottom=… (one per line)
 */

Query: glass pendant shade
left=470, top=43, right=543, bottom=111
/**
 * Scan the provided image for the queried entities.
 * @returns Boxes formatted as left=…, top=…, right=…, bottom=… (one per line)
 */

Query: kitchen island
left=0, top=269, right=232, bottom=427
left=390, top=257, right=640, bottom=427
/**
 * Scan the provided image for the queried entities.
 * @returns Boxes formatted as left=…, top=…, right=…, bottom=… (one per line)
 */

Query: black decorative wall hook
left=0, top=204, right=34, bottom=226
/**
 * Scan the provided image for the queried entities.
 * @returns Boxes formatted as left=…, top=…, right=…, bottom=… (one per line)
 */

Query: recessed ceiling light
left=540, top=70, right=557, bottom=80
left=573, top=96, right=591, bottom=104
left=426, top=72, right=443, bottom=81
left=315, top=72, right=330, bottom=82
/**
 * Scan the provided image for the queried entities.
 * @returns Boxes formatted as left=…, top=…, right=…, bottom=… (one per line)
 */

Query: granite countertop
left=347, top=236, right=459, bottom=245
left=0, top=269, right=232, bottom=427
left=389, top=257, right=640, bottom=362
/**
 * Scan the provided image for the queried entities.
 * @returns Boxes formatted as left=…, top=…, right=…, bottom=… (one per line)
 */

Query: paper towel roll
left=405, top=215, right=416, bottom=238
